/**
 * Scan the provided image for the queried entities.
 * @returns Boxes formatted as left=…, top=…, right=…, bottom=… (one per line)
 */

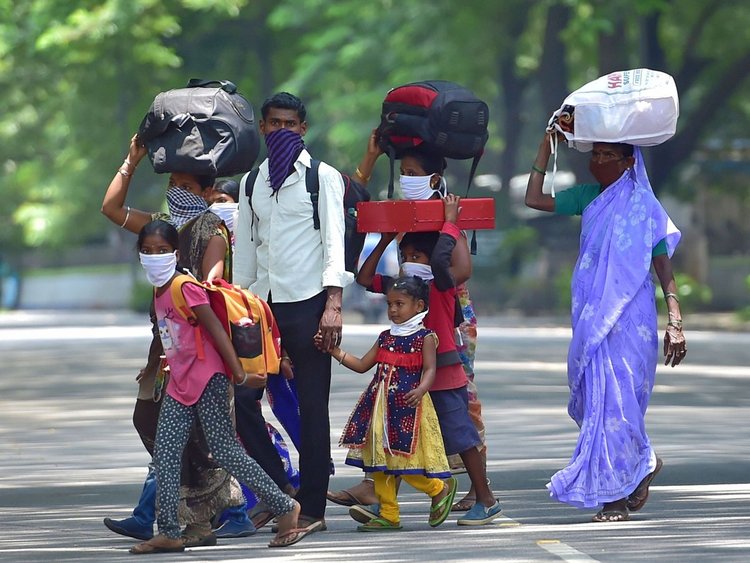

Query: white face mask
left=390, top=310, right=428, bottom=337
left=209, top=202, right=239, bottom=233
left=139, top=252, right=177, bottom=287
left=399, top=174, right=445, bottom=201
left=401, top=262, right=434, bottom=281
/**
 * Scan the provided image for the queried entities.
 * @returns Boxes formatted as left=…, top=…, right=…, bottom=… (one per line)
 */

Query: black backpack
left=377, top=80, right=489, bottom=197
left=138, top=79, right=260, bottom=177
left=244, top=161, right=370, bottom=274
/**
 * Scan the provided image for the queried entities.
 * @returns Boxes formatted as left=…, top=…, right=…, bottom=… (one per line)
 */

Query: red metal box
left=356, top=198, right=496, bottom=233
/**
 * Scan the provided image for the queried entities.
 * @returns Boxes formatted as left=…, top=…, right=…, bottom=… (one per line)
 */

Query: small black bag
left=138, top=79, right=260, bottom=177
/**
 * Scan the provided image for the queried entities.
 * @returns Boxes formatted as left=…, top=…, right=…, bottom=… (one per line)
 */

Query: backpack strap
left=168, top=274, right=207, bottom=361
left=305, top=159, right=321, bottom=230
left=243, top=168, right=261, bottom=237
left=465, top=153, right=482, bottom=255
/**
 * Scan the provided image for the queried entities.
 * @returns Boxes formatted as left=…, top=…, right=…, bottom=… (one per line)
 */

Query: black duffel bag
left=376, top=80, right=489, bottom=197
left=138, top=79, right=260, bottom=177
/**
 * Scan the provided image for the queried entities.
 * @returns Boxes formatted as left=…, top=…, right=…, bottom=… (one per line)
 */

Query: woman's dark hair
left=137, top=219, right=179, bottom=251
left=195, top=174, right=216, bottom=190
left=400, top=231, right=440, bottom=260
left=389, top=275, right=430, bottom=307
left=261, top=92, right=306, bottom=122
left=213, top=179, right=240, bottom=202
left=401, top=146, right=447, bottom=175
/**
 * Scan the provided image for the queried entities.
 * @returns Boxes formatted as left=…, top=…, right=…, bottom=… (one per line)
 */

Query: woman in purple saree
left=525, top=133, right=687, bottom=522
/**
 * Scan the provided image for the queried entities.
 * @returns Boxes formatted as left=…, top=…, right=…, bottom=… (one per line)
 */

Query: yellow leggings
left=373, top=471, right=444, bottom=524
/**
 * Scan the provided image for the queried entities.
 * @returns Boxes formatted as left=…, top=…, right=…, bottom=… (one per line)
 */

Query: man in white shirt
left=233, top=92, right=352, bottom=528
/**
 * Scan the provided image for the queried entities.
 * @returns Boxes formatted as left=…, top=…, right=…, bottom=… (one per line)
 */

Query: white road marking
left=537, top=539, right=599, bottom=562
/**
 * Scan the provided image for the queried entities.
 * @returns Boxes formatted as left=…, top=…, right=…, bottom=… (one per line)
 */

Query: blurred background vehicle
left=344, top=233, right=400, bottom=324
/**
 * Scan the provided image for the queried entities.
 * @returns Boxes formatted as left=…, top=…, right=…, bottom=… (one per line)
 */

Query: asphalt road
left=0, top=310, right=748, bottom=562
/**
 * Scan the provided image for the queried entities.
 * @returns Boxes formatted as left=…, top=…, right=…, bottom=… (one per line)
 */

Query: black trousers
left=234, top=385, right=291, bottom=491
left=270, top=291, right=331, bottom=519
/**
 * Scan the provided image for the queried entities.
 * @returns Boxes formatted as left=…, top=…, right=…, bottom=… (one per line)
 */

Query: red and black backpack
left=377, top=80, right=489, bottom=197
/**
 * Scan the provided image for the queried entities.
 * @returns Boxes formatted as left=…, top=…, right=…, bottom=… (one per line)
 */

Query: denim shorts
left=429, top=386, right=482, bottom=456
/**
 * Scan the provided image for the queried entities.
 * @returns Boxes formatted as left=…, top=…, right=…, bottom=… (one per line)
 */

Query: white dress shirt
left=233, top=150, right=353, bottom=302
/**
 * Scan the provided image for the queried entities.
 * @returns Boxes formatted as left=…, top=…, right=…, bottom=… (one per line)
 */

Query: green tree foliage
left=1, top=0, right=749, bottom=255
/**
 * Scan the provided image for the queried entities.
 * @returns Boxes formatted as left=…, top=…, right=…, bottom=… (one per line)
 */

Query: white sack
left=548, top=68, right=679, bottom=152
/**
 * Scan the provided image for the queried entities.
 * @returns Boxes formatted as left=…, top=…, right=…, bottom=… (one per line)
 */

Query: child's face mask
left=399, top=174, right=445, bottom=201
left=401, top=262, right=433, bottom=281
left=139, top=251, right=177, bottom=287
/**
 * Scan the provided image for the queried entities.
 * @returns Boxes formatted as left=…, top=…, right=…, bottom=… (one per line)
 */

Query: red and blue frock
left=340, top=328, right=450, bottom=478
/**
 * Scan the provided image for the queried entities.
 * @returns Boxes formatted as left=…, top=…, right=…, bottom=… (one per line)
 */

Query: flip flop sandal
left=450, top=496, right=476, bottom=512
left=627, top=457, right=663, bottom=512
left=129, top=537, right=185, bottom=554
left=268, top=520, right=323, bottom=548
left=349, top=504, right=379, bottom=524
left=326, top=489, right=361, bottom=507
left=271, top=516, right=327, bottom=533
left=429, top=477, right=458, bottom=527
left=357, top=517, right=402, bottom=532
left=592, top=509, right=630, bottom=522
left=251, top=510, right=276, bottom=529
left=326, top=481, right=377, bottom=507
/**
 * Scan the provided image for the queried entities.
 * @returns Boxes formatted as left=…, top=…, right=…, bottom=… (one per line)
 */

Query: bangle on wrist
left=338, top=351, right=347, bottom=365
left=531, top=164, right=546, bottom=175
left=238, top=373, right=248, bottom=385
left=355, top=167, right=371, bottom=182
left=665, top=292, right=680, bottom=303
left=118, top=167, right=131, bottom=177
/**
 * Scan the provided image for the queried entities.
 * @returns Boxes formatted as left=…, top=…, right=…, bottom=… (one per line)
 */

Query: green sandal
left=429, top=476, right=458, bottom=527
left=357, top=517, right=402, bottom=531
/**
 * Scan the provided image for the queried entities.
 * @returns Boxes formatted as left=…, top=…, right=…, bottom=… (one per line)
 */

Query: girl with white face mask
left=208, top=179, right=241, bottom=235
left=130, top=219, right=309, bottom=554
left=399, top=152, right=447, bottom=201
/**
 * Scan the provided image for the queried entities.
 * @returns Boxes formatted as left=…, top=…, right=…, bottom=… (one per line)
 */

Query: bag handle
left=186, top=78, right=237, bottom=94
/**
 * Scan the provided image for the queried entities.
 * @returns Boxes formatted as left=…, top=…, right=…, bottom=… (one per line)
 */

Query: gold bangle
left=355, top=167, right=371, bottom=182
left=120, top=206, right=131, bottom=229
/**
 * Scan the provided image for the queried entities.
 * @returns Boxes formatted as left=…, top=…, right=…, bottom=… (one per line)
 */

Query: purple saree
left=547, top=149, right=681, bottom=508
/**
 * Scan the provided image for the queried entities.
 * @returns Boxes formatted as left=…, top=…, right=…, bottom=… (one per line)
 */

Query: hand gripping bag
left=548, top=69, right=679, bottom=152
left=138, top=79, right=260, bottom=176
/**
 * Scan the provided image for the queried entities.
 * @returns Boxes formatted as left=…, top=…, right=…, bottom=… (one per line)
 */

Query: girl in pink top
left=129, top=220, right=320, bottom=554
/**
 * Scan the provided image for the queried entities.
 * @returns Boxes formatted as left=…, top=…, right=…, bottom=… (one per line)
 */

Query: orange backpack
left=169, top=274, right=281, bottom=376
